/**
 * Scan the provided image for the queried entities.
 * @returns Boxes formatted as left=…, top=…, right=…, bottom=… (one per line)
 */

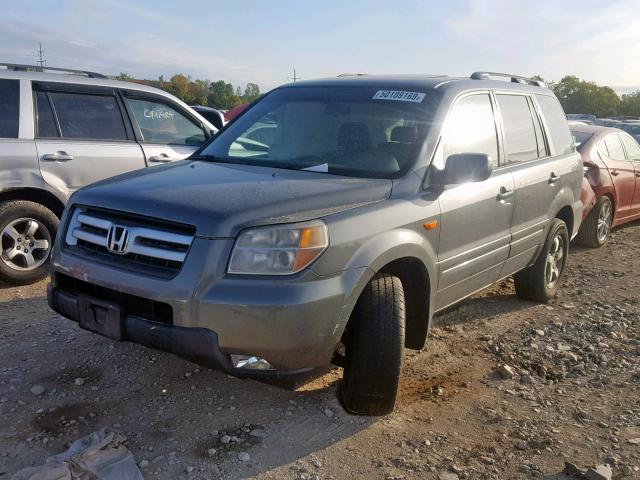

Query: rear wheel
left=514, top=219, right=568, bottom=303
left=0, top=201, right=58, bottom=285
left=341, top=273, right=405, bottom=415
left=575, top=196, right=612, bottom=248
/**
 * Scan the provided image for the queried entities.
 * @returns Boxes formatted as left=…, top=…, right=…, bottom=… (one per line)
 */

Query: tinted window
left=621, top=134, right=640, bottom=161
left=126, top=98, right=205, bottom=146
left=443, top=94, right=499, bottom=166
left=0, top=79, right=20, bottom=138
left=536, top=95, right=574, bottom=155
left=35, top=92, right=58, bottom=138
left=50, top=92, right=127, bottom=140
left=496, top=94, right=538, bottom=163
left=529, top=98, right=547, bottom=157
left=604, top=135, right=626, bottom=161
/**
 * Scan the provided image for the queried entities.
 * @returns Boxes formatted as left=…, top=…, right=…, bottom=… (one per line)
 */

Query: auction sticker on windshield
left=373, top=90, right=426, bottom=103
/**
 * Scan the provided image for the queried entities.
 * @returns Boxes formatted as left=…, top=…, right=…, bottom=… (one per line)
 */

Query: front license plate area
left=78, top=295, right=124, bottom=341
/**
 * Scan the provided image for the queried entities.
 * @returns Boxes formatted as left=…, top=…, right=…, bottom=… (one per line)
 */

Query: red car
left=572, top=124, right=640, bottom=247
left=224, top=103, right=249, bottom=123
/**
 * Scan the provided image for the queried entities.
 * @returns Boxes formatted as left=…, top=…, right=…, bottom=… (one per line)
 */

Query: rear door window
left=535, top=94, right=574, bottom=155
left=496, top=94, right=539, bottom=164
left=49, top=92, right=128, bottom=141
left=442, top=93, right=499, bottom=167
left=35, top=92, right=59, bottom=138
left=0, top=79, right=20, bottom=138
left=621, top=134, right=640, bottom=161
left=125, top=97, right=206, bottom=146
left=604, top=134, right=626, bottom=161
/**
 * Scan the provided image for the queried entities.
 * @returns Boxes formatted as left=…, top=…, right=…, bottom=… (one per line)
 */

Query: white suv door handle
left=42, top=151, right=74, bottom=162
left=149, top=154, right=174, bottom=163
left=548, top=172, right=561, bottom=184
left=496, top=187, right=514, bottom=201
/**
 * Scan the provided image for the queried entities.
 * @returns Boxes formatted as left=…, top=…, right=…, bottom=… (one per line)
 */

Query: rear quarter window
left=535, top=94, right=574, bottom=156
left=0, top=79, right=20, bottom=138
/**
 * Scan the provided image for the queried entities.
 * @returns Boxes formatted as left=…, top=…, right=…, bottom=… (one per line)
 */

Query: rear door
left=435, top=92, right=515, bottom=310
left=620, top=133, right=640, bottom=217
left=33, top=83, right=146, bottom=194
left=121, top=92, right=208, bottom=165
left=496, top=93, right=564, bottom=276
left=601, top=133, right=636, bottom=222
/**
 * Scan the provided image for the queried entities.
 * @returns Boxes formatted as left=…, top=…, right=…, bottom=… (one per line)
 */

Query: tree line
left=115, top=73, right=261, bottom=109
left=543, top=76, right=640, bottom=118
left=115, top=72, right=640, bottom=118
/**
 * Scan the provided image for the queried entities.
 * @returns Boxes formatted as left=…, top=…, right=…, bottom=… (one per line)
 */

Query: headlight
left=228, top=220, right=328, bottom=275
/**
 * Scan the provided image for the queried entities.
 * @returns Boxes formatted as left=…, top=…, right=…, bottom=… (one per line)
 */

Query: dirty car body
left=49, top=74, right=583, bottom=413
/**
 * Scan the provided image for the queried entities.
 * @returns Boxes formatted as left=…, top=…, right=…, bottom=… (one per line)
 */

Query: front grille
left=56, top=273, right=173, bottom=325
left=64, top=206, right=195, bottom=278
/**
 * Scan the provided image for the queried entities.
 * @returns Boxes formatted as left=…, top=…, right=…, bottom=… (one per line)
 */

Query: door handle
left=496, top=187, right=514, bottom=201
left=149, top=154, right=174, bottom=163
left=548, top=172, right=561, bottom=184
left=635, top=172, right=640, bottom=178
left=611, top=170, right=619, bottom=176
left=42, top=151, right=74, bottom=162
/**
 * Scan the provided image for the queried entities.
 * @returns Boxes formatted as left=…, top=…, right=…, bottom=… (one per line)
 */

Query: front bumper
left=49, top=238, right=368, bottom=375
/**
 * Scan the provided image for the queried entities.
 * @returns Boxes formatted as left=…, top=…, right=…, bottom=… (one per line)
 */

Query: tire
left=341, top=273, right=405, bottom=415
left=514, top=218, right=569, bottom=303
left=575, top=196, right=612, bottom=248
left=0, top=201, right=59, bottom=285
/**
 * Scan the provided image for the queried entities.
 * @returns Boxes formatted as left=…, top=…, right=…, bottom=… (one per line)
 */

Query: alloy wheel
left=544, top=234, right=565, bottom=289
left=1, top=218, right=52, bottom=271
left=596, top=201, right=612, bottom=243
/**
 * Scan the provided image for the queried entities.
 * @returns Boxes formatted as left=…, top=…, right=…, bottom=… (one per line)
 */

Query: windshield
left=200, top=86, right=433, bottom=178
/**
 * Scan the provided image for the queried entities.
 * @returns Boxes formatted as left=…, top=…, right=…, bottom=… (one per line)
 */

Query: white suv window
left=126, top=97, right=206, bottom=146
left=0, top=79, right=20, bottom=138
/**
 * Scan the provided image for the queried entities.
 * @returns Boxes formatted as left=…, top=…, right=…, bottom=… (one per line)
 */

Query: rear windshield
left=572, top=131, right=592, bottom=151
left=200, top=86, right=433, bottom=178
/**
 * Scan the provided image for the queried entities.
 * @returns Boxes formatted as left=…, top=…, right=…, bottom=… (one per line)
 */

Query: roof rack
left=470, top=71, right=545, bottom=87
left=337, top=73, right=368, bottom=77
left=0, top=63, right=108, bottom=79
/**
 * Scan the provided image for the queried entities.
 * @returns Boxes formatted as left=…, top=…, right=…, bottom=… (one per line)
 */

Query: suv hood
left=70, top=160, right=392, bottom=238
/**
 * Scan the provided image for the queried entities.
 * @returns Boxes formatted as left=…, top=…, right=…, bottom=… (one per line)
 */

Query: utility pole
left=288, top=68, right=300, bottom=82
left=37, top=42, right=46, bottom=68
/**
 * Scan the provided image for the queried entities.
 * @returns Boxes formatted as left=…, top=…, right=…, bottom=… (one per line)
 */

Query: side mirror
left=441, top=153, right=492, bottom=185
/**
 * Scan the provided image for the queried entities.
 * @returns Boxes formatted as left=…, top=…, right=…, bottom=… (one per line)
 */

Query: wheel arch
left=0, top=187, right=66, bottom=218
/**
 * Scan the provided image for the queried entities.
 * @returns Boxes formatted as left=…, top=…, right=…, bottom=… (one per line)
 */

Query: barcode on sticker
left=373, top=90, right=426, bottom=103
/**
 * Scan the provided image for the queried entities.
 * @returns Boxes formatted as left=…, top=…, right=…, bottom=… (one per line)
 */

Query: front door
left=122, top=93, right=208, bottom=165
left=434, top=92, right=514, bottom=311
left=33, top=86, right=146, bottom=195
left=620, top=133, right=640, bottom=218
left=602, top=133, right=636, bottom=223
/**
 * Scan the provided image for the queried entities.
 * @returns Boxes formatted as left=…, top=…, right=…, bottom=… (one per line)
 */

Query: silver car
left=0, top=63, right=217, bottom=284
left=49, top=72, right=583, bottom=415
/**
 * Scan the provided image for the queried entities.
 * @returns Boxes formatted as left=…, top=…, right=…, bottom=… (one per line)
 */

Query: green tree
left=208, top=80, right=242, bottom=109
left=620, top=91, right=640, bottom=117
left=114, top=72, right=132, bottom=81
left=169, top=74, right=191, bottom=102
left=552, top=76, right=620, bottom=117
left=243, top=83, right=261, bottom=102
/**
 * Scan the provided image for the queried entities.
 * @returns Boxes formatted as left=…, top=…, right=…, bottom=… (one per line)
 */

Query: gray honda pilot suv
left=48, top=72, right=582, bottom=415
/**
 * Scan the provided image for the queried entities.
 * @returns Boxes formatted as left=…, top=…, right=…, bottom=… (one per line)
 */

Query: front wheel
left=0, top=201, right=58, bottom=285
left=514, top=219, right=569, bottom=303
left=341, top=273, right=405, bottom=415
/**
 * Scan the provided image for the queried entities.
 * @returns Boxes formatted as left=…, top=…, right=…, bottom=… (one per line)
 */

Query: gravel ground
left=1, top=223, right=639, bottom=480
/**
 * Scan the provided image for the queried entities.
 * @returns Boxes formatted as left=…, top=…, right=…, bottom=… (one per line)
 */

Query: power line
left=37, top=42, right=46, bottom=68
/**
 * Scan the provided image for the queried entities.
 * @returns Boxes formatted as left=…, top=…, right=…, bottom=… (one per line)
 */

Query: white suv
left=0, top=63, right=217, bottom=284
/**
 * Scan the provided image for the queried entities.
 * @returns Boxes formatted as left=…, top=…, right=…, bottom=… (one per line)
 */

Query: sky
left=0, top=0, right=638, bottom=94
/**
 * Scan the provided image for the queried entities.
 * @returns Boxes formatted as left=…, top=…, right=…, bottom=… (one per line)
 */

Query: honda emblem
left=107, top=225, right=129, bottom=254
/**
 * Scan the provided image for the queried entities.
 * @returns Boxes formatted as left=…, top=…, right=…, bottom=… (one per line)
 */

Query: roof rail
left=0, top=63, right=108, bottom=79
left=337, top=73, right=367, bottom=77
left=470, top=71, right=545, bottom=87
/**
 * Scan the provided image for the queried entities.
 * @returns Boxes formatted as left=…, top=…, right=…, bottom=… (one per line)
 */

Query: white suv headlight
left=228, top=220, right=329, bottom=275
